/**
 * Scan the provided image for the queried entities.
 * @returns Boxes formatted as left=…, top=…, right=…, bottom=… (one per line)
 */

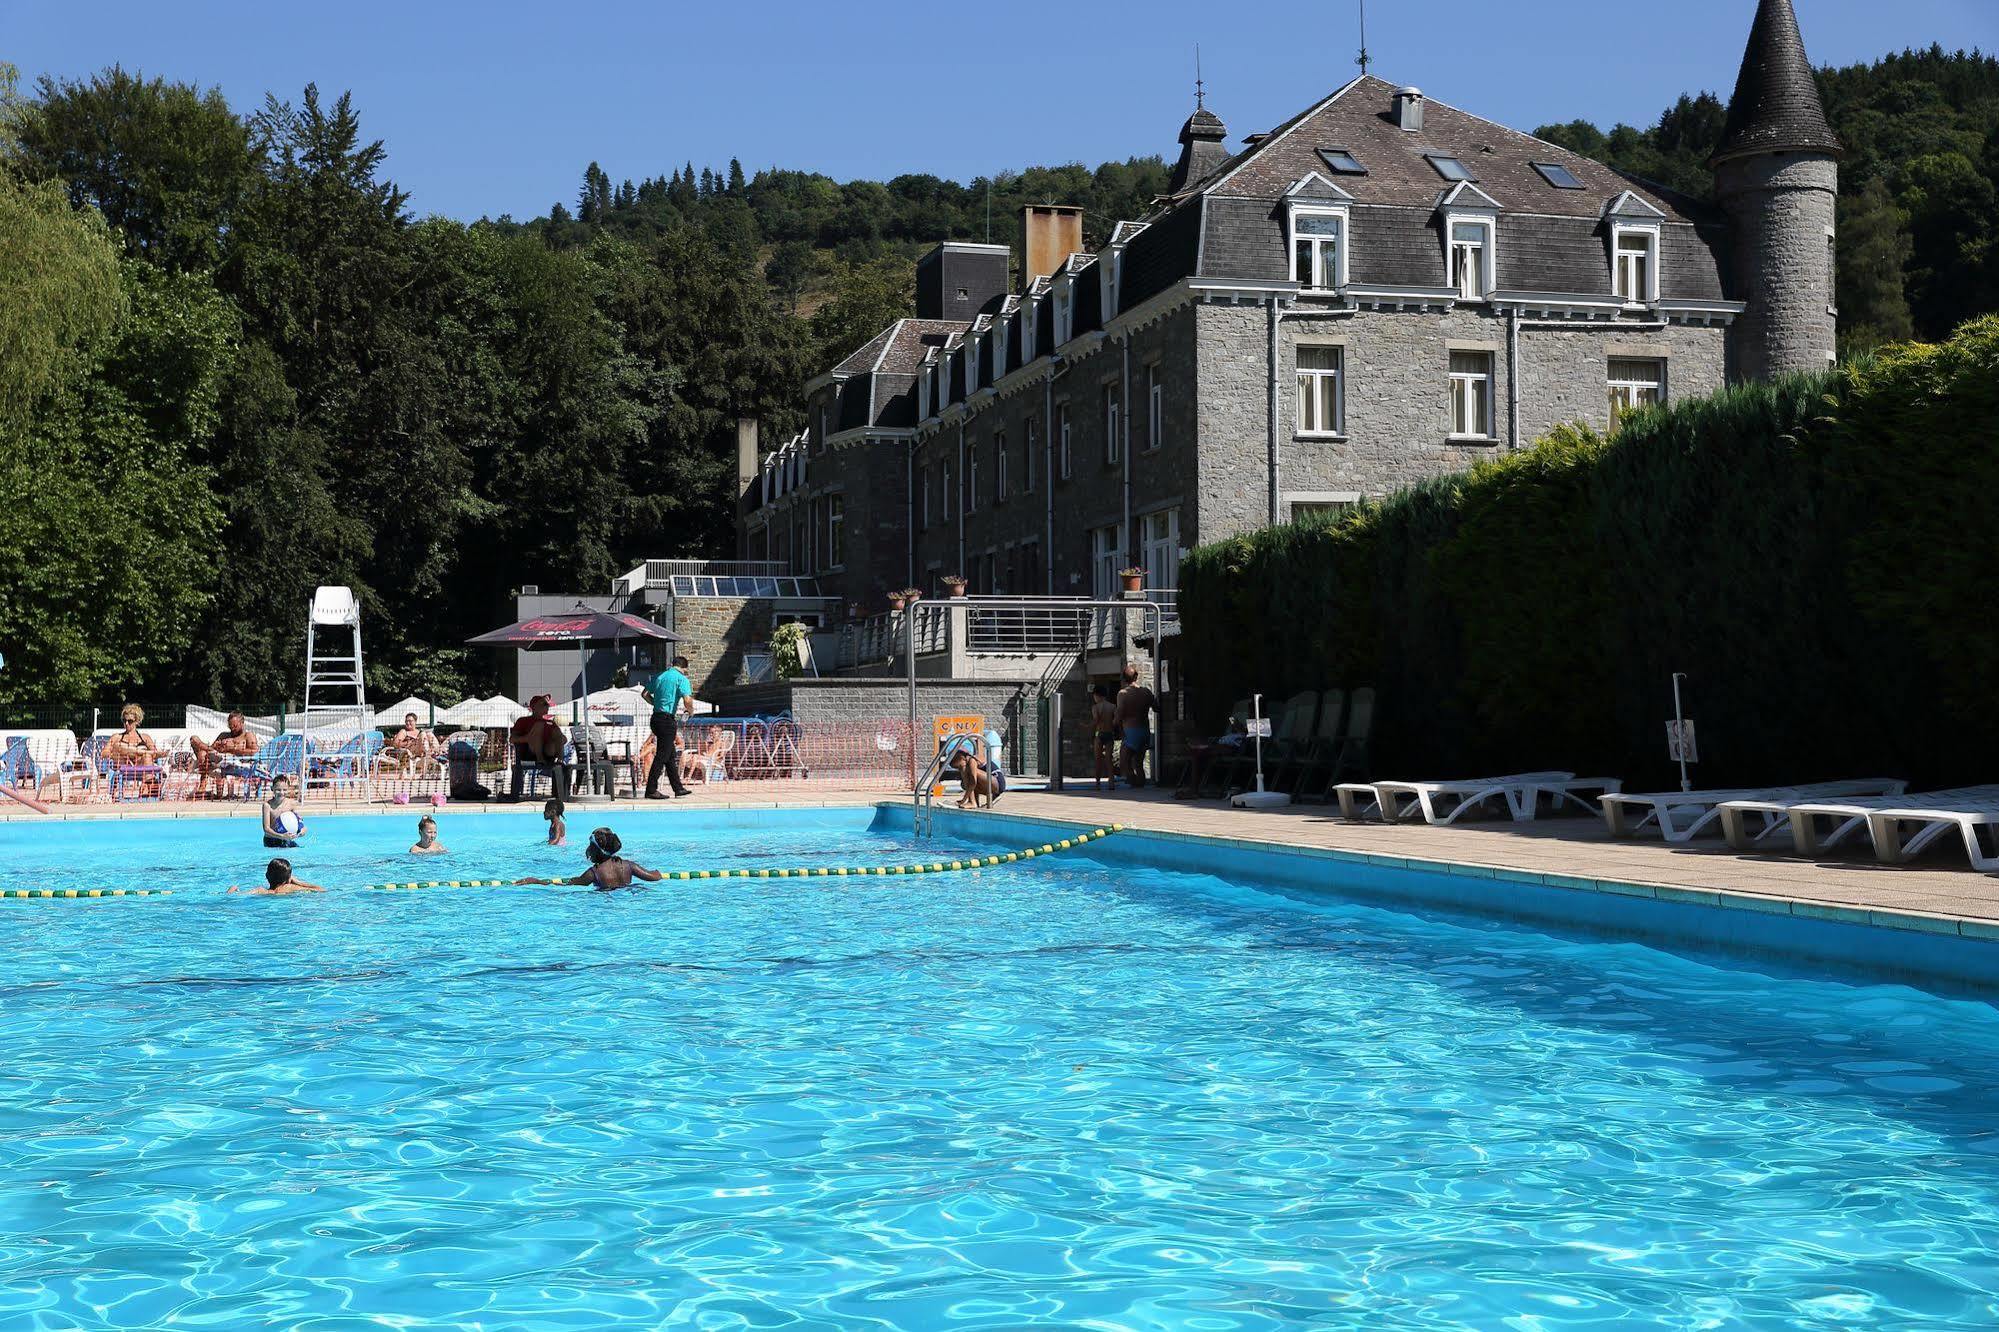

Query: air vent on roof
left=1317, top=147, right=1367, bottom=175
left=1393, top=87, right=1424, bottom=132
left=1533, top=161, right=1584, bottom=190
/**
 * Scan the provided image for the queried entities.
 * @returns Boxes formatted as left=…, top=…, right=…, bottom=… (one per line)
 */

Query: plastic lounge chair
left=1721, top=784, right=1999, bottom=857
left=1364, top=772, right=1578, bottom=826
left=1170, top=697, right=1250, bottom=794
left=1301, top=687, right=1378, bottom=803
left=1273, top=690, right=1347, bottom=796
left=243, top=734, right=308, bottom=799
left=1517, top=776, right=1625, bottom=820
left=1218, top=690, right=1317, bottom=797
left=1855, top=791, right=1999, bottom=872
left=1603, top=778, right=1908, bottom=843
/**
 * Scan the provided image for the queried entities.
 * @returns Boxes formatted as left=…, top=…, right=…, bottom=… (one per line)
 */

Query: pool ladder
left=912, top=746, right=953, bottom=838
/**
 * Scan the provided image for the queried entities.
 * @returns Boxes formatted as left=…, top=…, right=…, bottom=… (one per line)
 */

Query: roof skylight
left=1425, top=154, right=1475, bottom=182
left=1533, top=161, right=1585, bottom=189
left=1317, top=147, right=1367, bottom=175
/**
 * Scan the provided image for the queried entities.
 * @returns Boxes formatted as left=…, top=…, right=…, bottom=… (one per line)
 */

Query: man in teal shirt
left=639, top=654, right=694, bottom=797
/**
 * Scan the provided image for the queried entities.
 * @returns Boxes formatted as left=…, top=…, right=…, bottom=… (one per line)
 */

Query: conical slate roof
left=1713, top=0, right=1840, bottom=163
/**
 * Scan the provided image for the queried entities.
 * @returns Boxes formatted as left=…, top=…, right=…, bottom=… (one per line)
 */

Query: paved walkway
left=987, top=786, right=1999, bottom=929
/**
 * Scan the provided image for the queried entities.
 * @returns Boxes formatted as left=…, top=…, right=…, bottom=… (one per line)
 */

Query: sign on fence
left=934, top=715, right=985, bottom=751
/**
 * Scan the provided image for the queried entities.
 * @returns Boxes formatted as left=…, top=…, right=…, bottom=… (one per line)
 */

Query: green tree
left=809, top=254, right=915, bottom=366
left=1836, top=177, right=1914, bottom=353
left=0, top=172, right=125, bottom=412
left=15, top=67, right=257, bottom=272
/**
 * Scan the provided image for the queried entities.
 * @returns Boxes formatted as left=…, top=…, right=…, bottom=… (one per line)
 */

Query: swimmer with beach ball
left=262, top=773, right=308, bottom=848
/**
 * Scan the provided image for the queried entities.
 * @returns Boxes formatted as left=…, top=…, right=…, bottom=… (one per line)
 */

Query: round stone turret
left=1713, top=0, right=1841, bottom=379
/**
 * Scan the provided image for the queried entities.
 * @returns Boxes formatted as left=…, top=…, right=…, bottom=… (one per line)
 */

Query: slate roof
left=827, top=318, right=967, bottom=378
left=1714, top=0, right=1840, bottom=163
left=1196, top=76, right=1713, bottom=223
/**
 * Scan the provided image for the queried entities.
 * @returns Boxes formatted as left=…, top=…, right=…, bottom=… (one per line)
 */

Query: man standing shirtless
left=189, top=711, right=260, bottom=797
left=1114, top=663, right=1158, bottom=789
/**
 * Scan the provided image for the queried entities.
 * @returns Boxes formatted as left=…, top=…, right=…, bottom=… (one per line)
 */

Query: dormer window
left=1289, top=208, right=1347, bottom=291
left=1614, top=228, right=1658, bottom=303
left=1024, top=304, right=1038, bottom=357
left=1450, top=221, right=1490, bottom=300
left=1053, top=286, right=1072, bottom=344
left=996, top=323, right=1010, bottom=375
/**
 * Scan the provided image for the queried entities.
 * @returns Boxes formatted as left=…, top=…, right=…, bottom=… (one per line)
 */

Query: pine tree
left=728, top=158, right=746, bottom=195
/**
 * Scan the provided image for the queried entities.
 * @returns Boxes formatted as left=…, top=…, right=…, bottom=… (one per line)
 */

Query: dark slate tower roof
left=1169, top=105, right=1230, bottom=193
left=1712, top=0, right=1841, bottom=164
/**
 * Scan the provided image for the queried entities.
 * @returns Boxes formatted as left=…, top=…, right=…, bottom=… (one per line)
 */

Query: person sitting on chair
left=190, top=711, right=261, bottom=797
left=381, top=712, right=441, bottom=772
left=508, top=695, right=570, bottom=801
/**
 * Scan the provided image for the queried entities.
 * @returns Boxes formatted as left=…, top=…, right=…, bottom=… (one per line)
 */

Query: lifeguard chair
left=302, top=587, right=372, bottom=786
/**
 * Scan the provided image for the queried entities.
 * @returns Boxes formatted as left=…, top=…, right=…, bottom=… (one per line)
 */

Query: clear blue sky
left=8, top=0, right=1992, bottom=221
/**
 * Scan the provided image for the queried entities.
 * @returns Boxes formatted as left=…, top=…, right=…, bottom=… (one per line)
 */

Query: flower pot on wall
left=943, top=577, right=968, bottom=598
left=1119, top=569, right=1144, bottom=594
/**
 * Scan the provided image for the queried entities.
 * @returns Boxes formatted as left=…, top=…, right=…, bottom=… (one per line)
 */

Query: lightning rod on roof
left=1195, top=44, right=1205, bottom=111
left=1357, top=0, right=1370, bottom=75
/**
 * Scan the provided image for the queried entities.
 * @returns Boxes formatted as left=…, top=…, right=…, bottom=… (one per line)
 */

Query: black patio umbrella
left=467, top=607, right=681, bottom=798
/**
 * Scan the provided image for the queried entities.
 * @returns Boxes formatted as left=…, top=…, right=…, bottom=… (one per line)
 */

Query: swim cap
left=586, top=827, right=621, bottom=863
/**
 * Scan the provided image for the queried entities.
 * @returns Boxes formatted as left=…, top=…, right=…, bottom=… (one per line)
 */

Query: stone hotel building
left=739, top=0, right=1840, bottom=615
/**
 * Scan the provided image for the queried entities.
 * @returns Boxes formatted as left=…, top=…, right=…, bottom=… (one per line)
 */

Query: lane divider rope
left=359, top=825, right=1125, bottom=892
left=0, top=826, right=1126, bottom=900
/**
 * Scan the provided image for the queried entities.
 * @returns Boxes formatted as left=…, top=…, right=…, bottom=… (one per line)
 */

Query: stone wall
left=666, top=596, right=776, bottom=698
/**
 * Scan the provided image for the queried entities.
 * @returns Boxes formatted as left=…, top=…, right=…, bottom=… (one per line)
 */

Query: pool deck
left=9, top=783, right=1998, bottom=934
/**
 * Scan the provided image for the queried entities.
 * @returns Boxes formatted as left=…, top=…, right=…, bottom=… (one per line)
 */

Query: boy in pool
left=517, top=828, right=662, bottom=892
left=544, top=798, right=567, bottom=846
left=229, top=858, right=326, bottom=896
left=409, top=815, right=447, bottom=855
left=261, top=775, right=306, bottom=848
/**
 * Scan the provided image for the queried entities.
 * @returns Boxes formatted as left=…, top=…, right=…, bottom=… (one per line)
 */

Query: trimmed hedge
left=1179, top=316, right=1999, bottom=790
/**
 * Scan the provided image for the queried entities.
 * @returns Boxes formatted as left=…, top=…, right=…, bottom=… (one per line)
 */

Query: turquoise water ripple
left=0, top=810, right=1997, bottom=1328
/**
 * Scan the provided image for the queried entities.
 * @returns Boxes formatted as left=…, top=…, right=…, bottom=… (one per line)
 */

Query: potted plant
left=942, top=575, right=968, bottom=598
left=1119, top=567, right=1145, bottom=594
left=899, top=587, right=923, bottom=604
left=888, top=592, right=907, bottom=612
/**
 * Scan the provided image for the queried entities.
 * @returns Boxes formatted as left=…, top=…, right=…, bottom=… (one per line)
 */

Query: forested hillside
left=1538, top=45, right=1999, bottom=352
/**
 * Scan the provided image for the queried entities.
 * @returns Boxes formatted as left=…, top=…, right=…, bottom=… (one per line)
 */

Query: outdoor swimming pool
left=2, top=807, right=1997, bottom=1328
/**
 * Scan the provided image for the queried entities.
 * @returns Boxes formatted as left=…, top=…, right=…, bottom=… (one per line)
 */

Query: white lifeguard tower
left=303, top=586, right=370, bottom=741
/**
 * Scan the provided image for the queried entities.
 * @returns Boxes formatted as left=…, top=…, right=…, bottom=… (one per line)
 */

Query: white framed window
left=1105, top=383, right=1122, bottom=466
left=1613, top=227, right=1658, bottom=303
left=967, top=446, right=979, bottom=513
left=1090, top=523, right=1123, bottom=600
left=1145, top=366, right=1163, bottom=452
left=995, top=430, right=1009, bottom=502
left=1607, top=357, right=1664, bottom=422
left=1289, top=207, right=1346, bottom=291
left=1292, top=499, right=1356, bottom=523
left=1141, top=508, right=1180, bottom=591
left=1449, top=351, right=1494, bottom=439
left=996, top=323, right=1010, bottom=375
left=1054, top=286, right=1072, bottom=344
left=1024, top=418, right=1037, bottom=492
left=1057, top=404, right=1072, bottom=479
left=1296, top=345, right=1344, bottom=436
left=1024, top=305, right=1038, bottom=358
left=968, top=339, right=981, bottom=390
left=826, top=493, right=845, bottom=568
left=918, top=373, right=931, bottom=420
left=1449, top=219, right=1491, bottom=300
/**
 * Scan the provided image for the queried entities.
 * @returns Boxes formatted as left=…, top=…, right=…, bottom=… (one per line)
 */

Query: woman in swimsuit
left=518, top=827, right=663, bottom=891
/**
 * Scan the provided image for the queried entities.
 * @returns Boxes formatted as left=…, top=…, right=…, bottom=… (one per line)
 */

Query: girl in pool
left=543, top=798, right=567, bottom=846
left=518, top=828, right=662, bottom=891
left=261, top=775, right=306, bottom=848
left=409, top=815, right=447, bottom=855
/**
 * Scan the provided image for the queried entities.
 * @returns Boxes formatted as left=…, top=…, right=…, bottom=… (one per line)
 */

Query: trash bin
left=447, top=740, right=486, bottom=800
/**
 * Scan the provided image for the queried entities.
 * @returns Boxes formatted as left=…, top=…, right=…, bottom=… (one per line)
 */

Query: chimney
left=1021, top=205, right=1085, bottom=285
left=1393, top=86, right=1425, bottom=132
left=734, top=417, right=759, bottom=555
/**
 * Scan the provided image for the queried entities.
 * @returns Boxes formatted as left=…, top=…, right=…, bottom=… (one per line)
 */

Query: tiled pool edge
left=883, top=803, right=1999, bottom=993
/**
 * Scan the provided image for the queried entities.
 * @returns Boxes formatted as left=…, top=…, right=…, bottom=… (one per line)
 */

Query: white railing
left=642, top=559, right=789, bottom=588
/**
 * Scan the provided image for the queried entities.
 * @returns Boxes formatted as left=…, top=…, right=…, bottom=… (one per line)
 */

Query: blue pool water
left=2, top=807, right=1998, bottom=1329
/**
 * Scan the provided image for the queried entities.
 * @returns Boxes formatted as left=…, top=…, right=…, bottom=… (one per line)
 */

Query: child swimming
left=228, top=858, right=326, bottom=896
left=543, top=798, right=567, bottom=846
left=517, top=828, right=662, bottom=891
left=261, top=775, right=306, bottom=848
left=409, top=815, right=446, bottom=855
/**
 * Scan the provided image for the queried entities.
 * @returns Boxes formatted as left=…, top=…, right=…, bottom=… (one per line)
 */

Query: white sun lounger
left=1604, top=778, right=1908, bottom=843
left=1352, top=772, right=1578, bottom=826
left=1856, top=793, right=1999, bottom=873
left=1719, top=785, right=1999, bottom=856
